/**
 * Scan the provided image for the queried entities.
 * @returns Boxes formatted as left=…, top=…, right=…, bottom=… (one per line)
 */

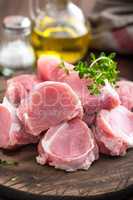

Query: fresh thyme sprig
left=59, top=60, right=69, bottom=75
left=74, top=52, right=119, bottom=95
left=0, top=159, right=18, bottom=166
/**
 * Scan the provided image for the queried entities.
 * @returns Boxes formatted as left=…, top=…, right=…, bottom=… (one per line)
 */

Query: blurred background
left=0, top=0, right=133, bottom=78
left=0, top=0, right=96, bottom=66
left=0, top=0, right=95, bottom=21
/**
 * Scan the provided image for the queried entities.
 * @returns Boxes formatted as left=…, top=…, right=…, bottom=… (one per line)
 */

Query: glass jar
left=0, top=16, right=35, bottom=76
left=30, top=0, right=91, bottom=63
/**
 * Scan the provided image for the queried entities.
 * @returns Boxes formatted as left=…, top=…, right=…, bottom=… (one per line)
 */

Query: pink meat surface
left=37, top=57, right=120, bottom=125
left=37, top=56, right=74, bottom=81
left=94, top=105, right=133, bottom=156
left=17, top=81, right=83, bottom=136
left=36, top=118, right=99, bottom=171
left=0, top=97, right=38, bottom=149
left=37, top=57, right=92, bottom=104
left=116, top=80, right=133, bottom=111
left=6, top=74, right=41, bottom=106
left=83, top=82, right=120, bottom=125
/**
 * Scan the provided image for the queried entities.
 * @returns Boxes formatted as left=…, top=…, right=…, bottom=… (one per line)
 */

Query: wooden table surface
left=0, top=1, right=133, bottom=200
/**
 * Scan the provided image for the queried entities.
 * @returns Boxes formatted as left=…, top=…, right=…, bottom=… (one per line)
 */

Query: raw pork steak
left=6, top=74, right=40, bottom=106
left=37, top=56, right=74, bottom=82
left=17, top=81, right=83, bottom=136
left=37, top=56, right=95, bottom=105
left=36, top=118, right=99, bottom=171
left=37, top=57, right=120, bottom=126
left=0, top=97, right=38, bottom=149
left=116, top=80, right=133, bottom=111
left=94, top=105, right=133, bottom=156
left=83, top=81, right=120, bottom=125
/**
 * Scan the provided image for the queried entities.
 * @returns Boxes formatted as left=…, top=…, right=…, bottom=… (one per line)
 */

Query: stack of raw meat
left=1, top=56, right=133, bottom=171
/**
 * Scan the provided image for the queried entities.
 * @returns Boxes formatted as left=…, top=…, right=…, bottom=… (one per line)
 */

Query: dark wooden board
left=0, top=145, right=133, bottom=199
left=0, top=56, right=133, bottom=199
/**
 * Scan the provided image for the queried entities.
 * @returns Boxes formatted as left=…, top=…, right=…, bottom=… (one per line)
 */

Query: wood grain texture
left=0, top=145, right=133, bottom=198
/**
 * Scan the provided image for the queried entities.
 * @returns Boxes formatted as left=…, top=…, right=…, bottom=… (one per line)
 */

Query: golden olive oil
left=31, top=18, right=91, bottom=63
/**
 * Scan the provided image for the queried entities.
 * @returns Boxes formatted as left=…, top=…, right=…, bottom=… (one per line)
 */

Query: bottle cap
left=3, top=16, right=31, bottom=35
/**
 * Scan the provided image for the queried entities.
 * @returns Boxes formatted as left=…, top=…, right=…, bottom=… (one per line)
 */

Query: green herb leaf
left=0, top=159, right=18, bottom=166
left=59, top=60, right=69, bottom=75
left=74, top=52, right=119, bottom=95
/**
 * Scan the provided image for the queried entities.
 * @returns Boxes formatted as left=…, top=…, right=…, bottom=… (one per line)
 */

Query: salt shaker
left=0, top=16, right=35, bottom=76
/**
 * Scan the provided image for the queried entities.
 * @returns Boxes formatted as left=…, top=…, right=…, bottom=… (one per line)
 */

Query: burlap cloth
left=89, top=0, right=133, bottom=54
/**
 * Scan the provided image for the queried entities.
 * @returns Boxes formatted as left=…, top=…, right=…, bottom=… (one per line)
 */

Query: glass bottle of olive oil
left=30, top=0, right=91, bottom=63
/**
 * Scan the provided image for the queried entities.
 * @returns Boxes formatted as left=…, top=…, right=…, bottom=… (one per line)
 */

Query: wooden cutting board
left=0, top=145, right=133, bottom=199
left=0, top=64, right=133, bottom=200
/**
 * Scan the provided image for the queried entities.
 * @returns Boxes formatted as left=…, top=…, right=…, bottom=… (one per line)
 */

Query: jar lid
left=3, top=16, right=31, bottom=35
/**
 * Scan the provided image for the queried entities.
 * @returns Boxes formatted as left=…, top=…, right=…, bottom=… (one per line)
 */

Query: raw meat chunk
left=37, top=56, right=92, bottom=104
left=37, top=57, right=120, bottom=125
left=0, top=97, right=38, bottom=149
left=17, top=81, right=83, bottom=136
left=94, top=105, right=133, bottom=156
left=36, top=118, right=99, bottom=171
left=6, top=74, right=41, bottom=106
left=116, top=80, right=133, bottom=111
left=37, top=56, right=74, bottom=81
